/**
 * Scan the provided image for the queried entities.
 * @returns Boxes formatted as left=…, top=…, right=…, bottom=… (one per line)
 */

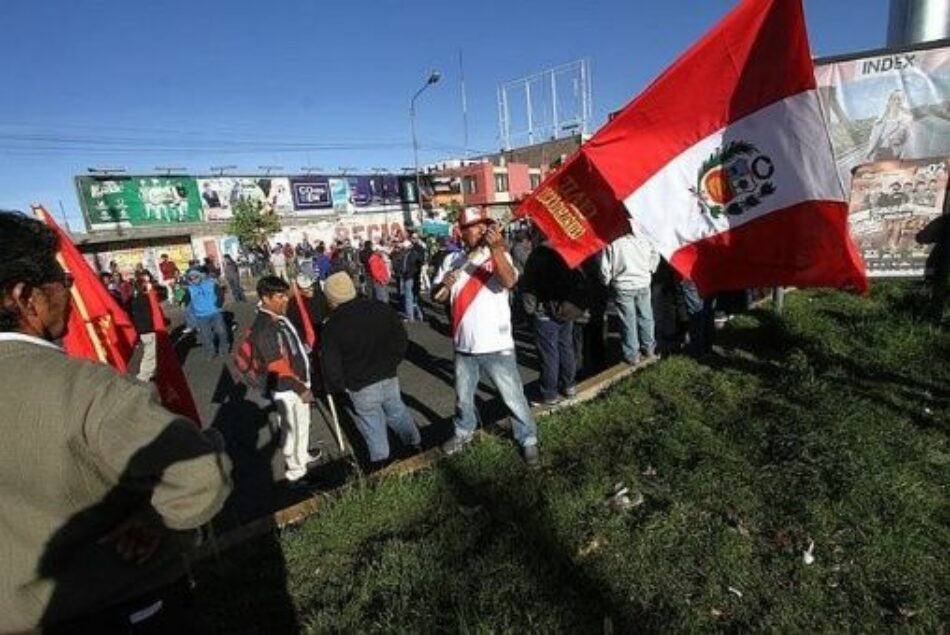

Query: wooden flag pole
left=34, top=207, right=109, bottom=364
left=325, top=392, right=346, bottom=453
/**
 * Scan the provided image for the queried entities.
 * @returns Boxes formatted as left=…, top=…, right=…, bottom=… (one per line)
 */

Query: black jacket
left=321, top=298, right=407, bottom=392
left=129, top=293, right=154, bottom=335
left=521, top=244, right=590, bottom=321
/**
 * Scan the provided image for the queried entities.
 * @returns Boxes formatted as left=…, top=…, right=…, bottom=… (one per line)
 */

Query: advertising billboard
left=815, top=43, right=950, bottom=191
left=197, top=177, right=293, bottom=220
left=78, top=176, right=203, bottom=230
left=289, top=176, right=333, bottom=214
left=78, top=172, right=425, bottom=231
left=848, top=157, right=948, bottom=278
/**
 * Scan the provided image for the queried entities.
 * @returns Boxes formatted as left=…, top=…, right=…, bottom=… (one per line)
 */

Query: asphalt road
left=149, top=290, right=622, bottom=531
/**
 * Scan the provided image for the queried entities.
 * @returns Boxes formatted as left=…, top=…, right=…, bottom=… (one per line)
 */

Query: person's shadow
left=916, top=214, right=949, bottom=322
left=35, top=413, right=298, bottom=632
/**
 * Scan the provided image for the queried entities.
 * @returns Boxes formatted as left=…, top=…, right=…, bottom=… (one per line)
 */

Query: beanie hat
left=324, top=272, right=356, bottom=306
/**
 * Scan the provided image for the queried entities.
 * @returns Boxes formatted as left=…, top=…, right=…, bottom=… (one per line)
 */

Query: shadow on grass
left=433, top=458, right=675, bottom=631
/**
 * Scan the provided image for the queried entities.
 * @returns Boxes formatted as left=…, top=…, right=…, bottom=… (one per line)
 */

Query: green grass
left=195, top=281, right=949, bottom=633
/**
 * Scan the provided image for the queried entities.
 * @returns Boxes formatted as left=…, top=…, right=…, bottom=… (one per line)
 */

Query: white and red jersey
left=434, top=247, right=517, bottom=354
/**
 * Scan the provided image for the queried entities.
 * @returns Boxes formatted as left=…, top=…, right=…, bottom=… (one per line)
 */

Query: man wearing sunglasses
left=0, top=211, right=232, bottom=633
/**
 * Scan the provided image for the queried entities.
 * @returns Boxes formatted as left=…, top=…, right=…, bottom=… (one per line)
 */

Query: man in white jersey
left=433, top=207, right=539, bottom=466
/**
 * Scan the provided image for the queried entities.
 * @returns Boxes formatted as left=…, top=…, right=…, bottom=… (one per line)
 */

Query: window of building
left=494, top=173, right=509, bottom=193
left=530, top=173, right=541, bottom=189
left=463, top=176, right=478, bottom=194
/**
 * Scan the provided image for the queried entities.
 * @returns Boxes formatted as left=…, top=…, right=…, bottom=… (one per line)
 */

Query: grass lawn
left=194, top=281, right=949, bottom=633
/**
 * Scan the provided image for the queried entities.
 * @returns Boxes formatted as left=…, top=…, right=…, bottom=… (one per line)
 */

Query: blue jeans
left=614, top=287, right=656, bottom=362
left=454, top=350, right=538, bottom=447
left=534, top=316, right=575, bottom=400
left=400, top=277, right=423, bottom=321
left=374, top=282, right=390, bottom=303
left=348, top=376, right=420, bottom=461
left=195, top=312, right=228, bottom=355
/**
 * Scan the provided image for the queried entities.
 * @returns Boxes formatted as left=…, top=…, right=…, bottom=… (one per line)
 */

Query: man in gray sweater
left=599, top=225, right=661, bottom=365
left=0, top=210, right=232, bottom=632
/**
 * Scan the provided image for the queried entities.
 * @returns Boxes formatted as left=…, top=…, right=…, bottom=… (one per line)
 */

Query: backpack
left=368, top=253, right=391, bottom=285
left=232, top=326, right=265, bottom=390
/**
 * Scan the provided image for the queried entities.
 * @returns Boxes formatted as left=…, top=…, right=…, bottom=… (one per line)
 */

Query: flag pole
left=34, top=206, right=109, bottom=364
left=325, top=392, right=346, bottom=453
left=60, top=252, right=109, bottom=364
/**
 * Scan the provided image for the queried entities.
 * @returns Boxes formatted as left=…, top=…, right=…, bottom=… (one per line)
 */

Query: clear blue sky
left=0, top=0, right=889, bottom=230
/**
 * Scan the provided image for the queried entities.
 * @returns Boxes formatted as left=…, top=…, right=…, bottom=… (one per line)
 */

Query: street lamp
left=410, top=70, right=440, bottom=223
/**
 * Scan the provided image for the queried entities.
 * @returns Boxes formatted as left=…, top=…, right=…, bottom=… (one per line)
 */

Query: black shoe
left=287, top=474, right=319, bottom=490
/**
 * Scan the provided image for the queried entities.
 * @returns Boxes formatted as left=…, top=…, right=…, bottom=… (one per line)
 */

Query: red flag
left=146, top=287, right=201, bottom=425
left=516, top=0, right=867, bottom=296
left=33, top=205, right=138, bottom=369
left=292, top=285, right=317, bottom=349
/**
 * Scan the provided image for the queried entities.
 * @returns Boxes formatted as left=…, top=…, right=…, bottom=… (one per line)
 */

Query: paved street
left=134, top=284, right=654, bottom=531
left=150, top=292, right=624, bottom=531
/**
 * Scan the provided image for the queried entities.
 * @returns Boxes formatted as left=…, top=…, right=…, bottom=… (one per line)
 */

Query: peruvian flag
left=146, top=287, right=202, bottom=425
left=33, top=205, right=139, bottom=369
left=517, top=0, right=867, bottom=295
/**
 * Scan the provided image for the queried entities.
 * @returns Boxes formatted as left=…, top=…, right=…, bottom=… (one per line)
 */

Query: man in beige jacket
left=0, top=211, right=232, bottom=633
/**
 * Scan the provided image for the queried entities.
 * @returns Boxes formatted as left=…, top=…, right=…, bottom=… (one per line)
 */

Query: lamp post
left=410, top=70, right=440, bottom=224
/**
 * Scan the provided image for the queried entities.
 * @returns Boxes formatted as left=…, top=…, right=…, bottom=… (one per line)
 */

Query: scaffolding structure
left=497, top=58, right=592, bottom=151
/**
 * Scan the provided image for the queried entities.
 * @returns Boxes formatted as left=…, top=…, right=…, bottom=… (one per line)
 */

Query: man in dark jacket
left=129, top=273, right=157, bottom=382
left=520, top=230, right=588, bottom=406
left=321, top=272, right=420, bottom=466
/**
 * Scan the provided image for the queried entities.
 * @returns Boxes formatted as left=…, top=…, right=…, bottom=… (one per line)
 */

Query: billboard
left=815, top=43, right=950, bottom=191
left=196, top=177, right=293, bottom=220
left=848, top=157, right=948, bottom=278
left=78, top=176, right=203, bottom=230
left=289, top=176, right=333, bottom=214
left=78, top=172, right=425, bottom=231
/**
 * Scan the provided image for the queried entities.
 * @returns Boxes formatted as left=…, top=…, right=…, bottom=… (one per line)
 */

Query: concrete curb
left=190, top=356, right=659, bottom=562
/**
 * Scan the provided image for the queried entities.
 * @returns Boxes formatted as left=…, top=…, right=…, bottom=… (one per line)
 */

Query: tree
left=228, top=198, right=281, bottom=247
left=444, top=200, right=463, bottom=224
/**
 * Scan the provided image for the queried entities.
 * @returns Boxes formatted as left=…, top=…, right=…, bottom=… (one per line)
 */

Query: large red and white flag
left=517, top=0, right=867, bottom=295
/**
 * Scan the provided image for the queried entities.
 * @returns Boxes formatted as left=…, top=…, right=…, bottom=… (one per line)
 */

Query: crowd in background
left=101, top=222, right=737, bottom=405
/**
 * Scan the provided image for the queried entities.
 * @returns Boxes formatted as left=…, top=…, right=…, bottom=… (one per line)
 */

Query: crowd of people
left=0, top=206, right=733, bottom=631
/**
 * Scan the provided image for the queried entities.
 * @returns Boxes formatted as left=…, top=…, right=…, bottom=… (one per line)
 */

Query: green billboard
left=78, top=176, right=204, bottom=230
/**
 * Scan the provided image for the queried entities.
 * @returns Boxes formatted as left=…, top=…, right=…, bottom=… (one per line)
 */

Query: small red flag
left=292, top=285, right=317, bottom=350
left=146, top=287, right=202, bottom=426
left=33, top=205, right=138, bottom=369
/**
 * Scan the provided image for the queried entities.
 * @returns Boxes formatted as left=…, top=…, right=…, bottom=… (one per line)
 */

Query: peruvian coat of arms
left=689, top=141, right=776, bottom=219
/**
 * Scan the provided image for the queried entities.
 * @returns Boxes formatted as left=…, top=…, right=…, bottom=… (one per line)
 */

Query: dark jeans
left=534, top=316, right=576, bottom=400
left=681, top=280, right=715, bottom=356
left=226, top=276, right=246, bottom=302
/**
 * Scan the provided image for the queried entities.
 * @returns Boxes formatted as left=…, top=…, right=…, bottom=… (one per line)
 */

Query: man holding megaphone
left=432, top=207, right=540, bottom=467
